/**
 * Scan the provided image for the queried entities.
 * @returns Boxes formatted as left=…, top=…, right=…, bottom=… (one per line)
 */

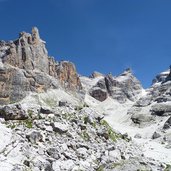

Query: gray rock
left=131, top=113, right=154, bottom=125
left=0, top=104, right=28, bottom=120
left=163, top=117, right=171, bottom=129
left=40, top=107, right=52, bottom=114
left=51, top=122, right=68, bottom=133
left=0, top=27, right=82, bottom=105
left=135, top=95, right=152, bottom=107
left=59, top=101, right=67, bottom=107
left=89, top=87, right=108, bottom=102
left=151, top=103, right=171, bottom=116
left=89, top=69, right=143, bottom=103
left=46, top=148, right=60, bottom=159
left=134, top=133, right=142, bottom=139
left=26, top=131, right=43, bottom=143
left=152, top=132, right=161, bottom=139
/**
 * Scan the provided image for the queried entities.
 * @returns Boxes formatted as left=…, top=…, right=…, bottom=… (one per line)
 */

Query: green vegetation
left=24, top=119, right=33, bottom=128
left=100, top=120, right=120, bottom=142
left=80, top=130, right=90, bottom=141
left=164, top=164, right=171, bottom=171
left=6, top=122, right=16, bottom=129
left=75, top=106, right=83, bottom=111
left=83, top=116, right=89, bottom=124
left=27, top=110, right=33, bottom=118
left=111, top=162, right=122, bottom=169
left=8, top=119, right=33, bottom=129
left=96, top=165, right=104, bottom=171
left=92, top=121, right=97, bottom=128
left=62, top=112, right=77, bottom=121
left=83, top=103, right=89, bottom=107
left=42, top=98, right=57, bottom=108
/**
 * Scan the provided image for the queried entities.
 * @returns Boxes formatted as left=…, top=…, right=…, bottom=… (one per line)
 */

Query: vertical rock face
left=1, top=27, right=49, bottom=73
left=56, top=61, right=82, bottom=90
left=0, top=27, right=82, bottom=105
left=89, top=69, right=143, bottom=103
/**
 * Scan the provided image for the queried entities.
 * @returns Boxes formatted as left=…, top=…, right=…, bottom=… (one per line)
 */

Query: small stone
left=46, top=148, right=60, bottom=159
left=152, top=132, right=161, bottom=139
left=59, top=101, right=67, bottom=107
left=26, top=131, right=43, bottom=144
left=134, top=133, right=142, bottom=139
left=40, top=107, right=52, bottom=114
left=51, top=122, right=68, bottom=133
left=45, top=126, right=53, bottom=132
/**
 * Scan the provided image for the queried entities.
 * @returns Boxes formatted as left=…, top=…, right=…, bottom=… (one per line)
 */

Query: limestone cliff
left=0, top=27, right=82, bottom=104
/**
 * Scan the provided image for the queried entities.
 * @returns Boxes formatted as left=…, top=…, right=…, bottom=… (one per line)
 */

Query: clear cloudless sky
left=0, top=0, right=171, bottom=88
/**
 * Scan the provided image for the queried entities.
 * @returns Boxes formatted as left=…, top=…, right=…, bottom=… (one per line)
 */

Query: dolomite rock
left=90, top=71, right=104, bottom=78
left=0, top=27, right=82, bottom=105
left=1, top=27, right=49, bottom=73
left=51, top=122, right=68, bottom=133
left=55, top=61, right=82, bottom=90
left=26, top=131, right=43, bottom=144
left=0, top=104, right=28, bottom=120
left=163, top=116, right=171, bottom=129
left=89, top=87, right=108, bottom=102
left=89, top=69, right=143, bottom=103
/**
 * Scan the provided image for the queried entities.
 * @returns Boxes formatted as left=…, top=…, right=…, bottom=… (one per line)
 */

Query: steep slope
left=0, top=27, right=82, bottom=105
left=81, top=67, right=171, bottom=167
left=81, top=68, right=143, bottom=103
left=0, top=28, right=171, bottom=171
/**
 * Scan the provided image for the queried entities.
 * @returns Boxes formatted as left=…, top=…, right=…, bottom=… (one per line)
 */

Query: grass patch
left=42, top=98, right=56, bottom=108
left=100, top=120, right=121, bottom=142
left=96, top=165, right=104, bottom=171
left=80, top=131, right=90, bottom=141
left=164, top=164, right=171, bottom=171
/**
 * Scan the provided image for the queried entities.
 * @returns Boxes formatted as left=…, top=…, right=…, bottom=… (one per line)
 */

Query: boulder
left=152, top=132, right=161, bottom=139
left=40, top=107, right=52, bottom=114
left=26, top=131, right=43, bottom=143
left=59, top=101, right=67, bottom=107
left=163, top=117, right=171, bottom=129
left=46, top=148, right=60, bottom=159
left=131, top=113, right=154, bottom=125
left=134, top=133, right=142, bottom=139
left=151, top=103, right=171, bottom=116
left=51, top=122, right=68, bottom=133
left=0, top=104, right=28, bottom=120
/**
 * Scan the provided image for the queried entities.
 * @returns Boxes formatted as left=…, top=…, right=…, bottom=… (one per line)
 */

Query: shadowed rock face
left=0, top=27, right=82, bottom=105
left=89, top=69, right=143, bottom=103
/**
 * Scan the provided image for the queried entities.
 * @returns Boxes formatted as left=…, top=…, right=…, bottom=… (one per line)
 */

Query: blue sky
left=0, top=0, right=171, bottom=87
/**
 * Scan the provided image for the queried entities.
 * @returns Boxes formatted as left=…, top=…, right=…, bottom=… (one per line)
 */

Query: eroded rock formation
left=89, top=69, right=143, bottom=103
left=0, top=27, right=82, bottom=105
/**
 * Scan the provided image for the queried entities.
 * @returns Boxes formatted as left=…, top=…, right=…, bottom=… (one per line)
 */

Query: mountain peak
left=0, top=27, right=82, bottom=104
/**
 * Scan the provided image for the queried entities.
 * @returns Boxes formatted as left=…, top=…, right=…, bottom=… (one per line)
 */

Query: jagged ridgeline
left=0, top=27, right=171, bottom=171
left=0, top=27, right=82, bottom=105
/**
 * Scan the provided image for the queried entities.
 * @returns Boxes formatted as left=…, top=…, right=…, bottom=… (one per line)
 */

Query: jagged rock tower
left=0, top=27, right=82, bottom=105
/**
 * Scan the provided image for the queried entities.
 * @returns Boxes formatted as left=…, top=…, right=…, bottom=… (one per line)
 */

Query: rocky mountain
left=0, top=27, right=82, bottom=105
left=0, top=27, right=171, bottom=171
left=89, top=68, right=143, bottom=103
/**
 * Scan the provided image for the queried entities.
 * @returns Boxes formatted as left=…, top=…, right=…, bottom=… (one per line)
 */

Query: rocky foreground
left=0, top=28, right=171, bottom=171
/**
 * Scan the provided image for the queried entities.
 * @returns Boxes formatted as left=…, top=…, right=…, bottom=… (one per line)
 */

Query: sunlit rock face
left=0, top=27, right=82, bottom=105
left=89, top=69, right=143, bottom=103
